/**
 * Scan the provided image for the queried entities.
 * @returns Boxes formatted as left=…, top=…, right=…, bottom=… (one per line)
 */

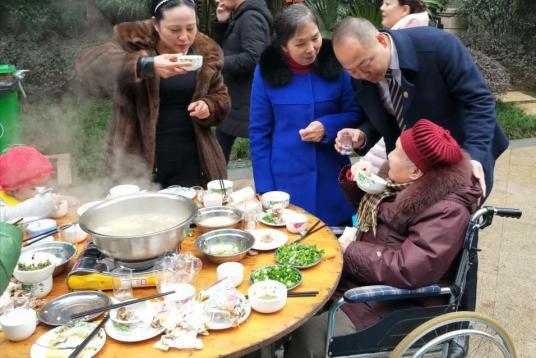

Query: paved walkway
left=228, top=139, right=536, bottom=356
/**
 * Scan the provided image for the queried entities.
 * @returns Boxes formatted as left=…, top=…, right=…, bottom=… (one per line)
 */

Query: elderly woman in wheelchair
left=285, top=119, right=485, bottom=357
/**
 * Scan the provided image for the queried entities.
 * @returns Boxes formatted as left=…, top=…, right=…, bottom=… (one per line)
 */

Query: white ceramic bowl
left=285, top=213, right=308, bottom=234
left=355, top=171, right=387, bottom=194
left=108, top=184, right=140, bottom=198
left=261, top=191, right=290, bottom=210
left=60, top=223, right=87, bottom=243
left=248, top=280, right=287, bottom=314
left=178, top=55, right=203, bottom=71
left=207, top=179, right=234, bottom=195
left=13, top=252, right=57, bottom=284
left=217, top=262, right=244, bottom=287
left=0, top=308, right=37, bottom=341
left=110, top=301, right=147, bottom=334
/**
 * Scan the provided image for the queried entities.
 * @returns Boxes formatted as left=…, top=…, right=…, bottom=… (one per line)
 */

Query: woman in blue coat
left=249, top=4, right=360, bottom=226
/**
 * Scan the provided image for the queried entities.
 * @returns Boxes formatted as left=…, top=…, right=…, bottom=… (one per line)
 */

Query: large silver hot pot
left=79, top=193, right=197, bottom=261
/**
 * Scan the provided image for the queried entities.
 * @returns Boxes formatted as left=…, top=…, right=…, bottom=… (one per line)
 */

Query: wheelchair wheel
left=390, top=311, right=516, bottom=358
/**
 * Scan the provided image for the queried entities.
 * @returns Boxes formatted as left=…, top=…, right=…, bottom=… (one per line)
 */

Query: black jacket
left=211, top=0, right=272, bottom=138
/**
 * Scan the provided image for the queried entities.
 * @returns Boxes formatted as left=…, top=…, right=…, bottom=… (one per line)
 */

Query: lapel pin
left=403, top=91, right=409, bottom=98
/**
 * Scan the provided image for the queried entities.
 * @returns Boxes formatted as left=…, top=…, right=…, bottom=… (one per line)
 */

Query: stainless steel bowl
left=195, top=229, right=255, bottom=264
left=21, top=242, right=77, bottom=276
left=79, top=193, right=197, bottom=261
left=194, top=206, right=243, bottom=233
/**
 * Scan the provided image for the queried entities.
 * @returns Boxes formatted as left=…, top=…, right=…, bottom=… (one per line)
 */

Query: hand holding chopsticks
left=68, top=314, right=109, bottom=358
left=70, top=290, right=175, bottom=320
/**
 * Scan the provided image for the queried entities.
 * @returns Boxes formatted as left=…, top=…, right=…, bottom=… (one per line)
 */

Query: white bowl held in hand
left=178, top=55, right=203, bottom=71
left=248, top=280, right=287, bottom=314
left=261, top=191, right=290, bottom=210
left=355, top=171, right=387, bottom=194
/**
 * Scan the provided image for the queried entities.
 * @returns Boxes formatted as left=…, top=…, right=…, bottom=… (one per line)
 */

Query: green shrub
left=496, top=101, right=536, bottom=140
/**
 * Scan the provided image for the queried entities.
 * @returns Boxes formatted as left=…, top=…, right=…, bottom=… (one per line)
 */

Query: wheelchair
left=326, top=206, right=522, bottom=357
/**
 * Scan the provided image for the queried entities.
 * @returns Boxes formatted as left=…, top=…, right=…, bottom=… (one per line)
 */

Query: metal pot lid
left=38, top=291, right=111, bottom=326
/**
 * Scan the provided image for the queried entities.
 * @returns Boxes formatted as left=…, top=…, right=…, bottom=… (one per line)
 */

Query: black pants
left=216, top=129, right=236, bottom=164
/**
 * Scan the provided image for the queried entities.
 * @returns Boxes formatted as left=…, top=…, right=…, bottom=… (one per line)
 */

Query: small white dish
left=217, top=262, right=244, bottom=287
left=285, top=213, right=308, bottom=234
left=250, top=229, right=288, bottom=251
left=207, top=179, right=234, bottom=195
left=355, top=171, right=387, bottom=194
left=261, top=191, right=290, bottom=210
left=60, top=223, right=87, bottom=243
left=13, top=252, right=57, bottom=284
left=0, top=308, right=37, bottom=341
left=258, top=209, right=298, bottom=227
left=159, top=186, right=197, bottom=200
left=106, top=298, right=164, bottom=342
left=177, top=54, right=203, bottom=71
left=76, top=200, right=102, bottom=217
left=248, top=280, right=287, bottom=314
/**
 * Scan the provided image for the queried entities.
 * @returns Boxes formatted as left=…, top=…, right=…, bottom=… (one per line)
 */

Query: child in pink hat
left=0, top=146, right=71, bottom=222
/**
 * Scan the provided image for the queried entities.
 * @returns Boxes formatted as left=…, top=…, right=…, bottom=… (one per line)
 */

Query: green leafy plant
left=345, top=0, right=382, bottom=29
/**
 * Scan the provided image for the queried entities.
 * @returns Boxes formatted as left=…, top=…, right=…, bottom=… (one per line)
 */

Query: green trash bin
left=0, top=64, right=28, bottom=152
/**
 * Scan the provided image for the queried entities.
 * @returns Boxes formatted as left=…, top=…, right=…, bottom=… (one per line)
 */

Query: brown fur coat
left=75, top=20, right=230, bottom=183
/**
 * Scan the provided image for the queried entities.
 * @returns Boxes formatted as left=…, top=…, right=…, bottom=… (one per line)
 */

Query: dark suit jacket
left=353, top=27, right=508, bottom=195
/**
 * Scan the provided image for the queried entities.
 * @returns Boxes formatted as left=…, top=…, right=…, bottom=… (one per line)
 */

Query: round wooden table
left=0, top=205, right=343, bottom=357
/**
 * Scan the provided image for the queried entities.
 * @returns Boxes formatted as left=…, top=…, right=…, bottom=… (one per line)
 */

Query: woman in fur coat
left=249, top=4, right=361, bottom=226
left=76, top=0, right=230, bottom=187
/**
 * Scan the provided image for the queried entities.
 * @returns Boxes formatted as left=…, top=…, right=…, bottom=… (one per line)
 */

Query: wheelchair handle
left=489, top=206, right=522, bottom=219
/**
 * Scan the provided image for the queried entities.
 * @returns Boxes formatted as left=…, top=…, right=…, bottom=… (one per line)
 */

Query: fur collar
left=379, top=153, right=481, bottom=220
left=259, top=39, right=343, bottom=87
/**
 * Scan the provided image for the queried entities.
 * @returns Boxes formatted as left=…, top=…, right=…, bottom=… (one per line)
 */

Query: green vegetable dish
left=250, top=265, right=302, bottom=289
left=275, top=243, right=324, bottom=268
left=17, top=259, right=52, bottom=271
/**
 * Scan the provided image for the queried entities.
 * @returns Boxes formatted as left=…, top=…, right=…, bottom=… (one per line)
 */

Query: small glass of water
left=111, top=266, right=134, bottom=301
left=340, top=132, right=354, bottom=155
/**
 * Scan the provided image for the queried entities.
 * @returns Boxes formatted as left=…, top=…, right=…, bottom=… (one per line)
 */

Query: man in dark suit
left=331, top=17, right=508, bottom=197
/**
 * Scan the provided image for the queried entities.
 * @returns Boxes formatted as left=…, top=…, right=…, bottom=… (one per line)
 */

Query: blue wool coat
left=250, top=42, right=361, bottom=225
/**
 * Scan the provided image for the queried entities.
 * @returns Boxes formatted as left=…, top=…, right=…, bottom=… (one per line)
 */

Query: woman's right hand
left=154, top=54, right=190, bottom=78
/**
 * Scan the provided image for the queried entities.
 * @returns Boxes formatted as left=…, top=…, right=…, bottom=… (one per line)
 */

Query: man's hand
left=335, top=128, right=366, bottom=153
left=154, top=54, right=189, bottom=78
left=188, top=100, right=210, bottom=119
left=299, top=121, right=325, bottom=142
left=216, top=1, right=232, bottom=22
left=350, top=159, right=373, bottom=180
left=470, top=159, right=486, bottom=198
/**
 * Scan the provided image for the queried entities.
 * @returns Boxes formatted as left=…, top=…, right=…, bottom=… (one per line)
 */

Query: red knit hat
left=400, top=119, right=463, bottom=173
left=0, top=146, right=54, bottom=191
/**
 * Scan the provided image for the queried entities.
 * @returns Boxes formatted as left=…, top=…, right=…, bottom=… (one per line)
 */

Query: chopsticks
left=219, top=179, right=226, bottom=196
left=70, top=290, right=175, bottom=320
left=289, top=220, right=326, bottom=245
left=245, top=291, right=319, bottom=299
left=23, top=223, right=75, bottom=247
left=68, top=314, right=109, bottom=358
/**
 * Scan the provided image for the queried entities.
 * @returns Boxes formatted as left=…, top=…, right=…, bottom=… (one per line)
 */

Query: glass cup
left=111, top=266, right=134, bottom=301
left=241, top=200, right=261, bottom=231
left=190, top=186, right=205, bottom=207
left=340, top=132, right=354, bottom=155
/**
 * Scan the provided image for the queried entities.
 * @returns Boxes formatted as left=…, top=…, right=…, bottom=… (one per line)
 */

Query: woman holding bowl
left=76, top=0, right=230, bottom=188
left=249, top=4, right=360, bottom=226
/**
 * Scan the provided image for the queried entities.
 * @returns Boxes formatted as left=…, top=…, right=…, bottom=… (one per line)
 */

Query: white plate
left=203, top=292, right=251, bottom=330
left=250, top=229, right=288, bottom=251
left=76, top=200, right=103, bottom=217
left=31, top=321, right=106, bottom=358
left=105, top=300, right=165, bottom=342
left=257, top=209, right=298, bottom=227
left=159, top=186, right=197, bottom=200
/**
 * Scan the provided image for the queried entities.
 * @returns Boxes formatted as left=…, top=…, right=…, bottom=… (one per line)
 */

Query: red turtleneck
left=285, top=53, right=313, bottom=74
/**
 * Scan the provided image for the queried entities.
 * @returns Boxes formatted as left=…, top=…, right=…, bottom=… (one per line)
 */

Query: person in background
left=76, top=0, right=230, bottom=188
left=249, top=4, right=361, bottom=226
left=211, top=0, right=272, bottom=163
left=0, top=223, right=22, bottom=295
left=364, top=0, right=429, bottom=174
left=286, top=119, right=481, bottom=357
left=0, top=146, right=70, bottom=222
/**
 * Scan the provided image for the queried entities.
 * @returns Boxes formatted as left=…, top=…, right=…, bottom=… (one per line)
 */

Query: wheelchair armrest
left=343, top=284, right=449, bottom=304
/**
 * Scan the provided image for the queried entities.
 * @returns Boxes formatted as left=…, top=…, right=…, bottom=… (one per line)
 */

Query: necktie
left=385, top=69, right=405, bottom=130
